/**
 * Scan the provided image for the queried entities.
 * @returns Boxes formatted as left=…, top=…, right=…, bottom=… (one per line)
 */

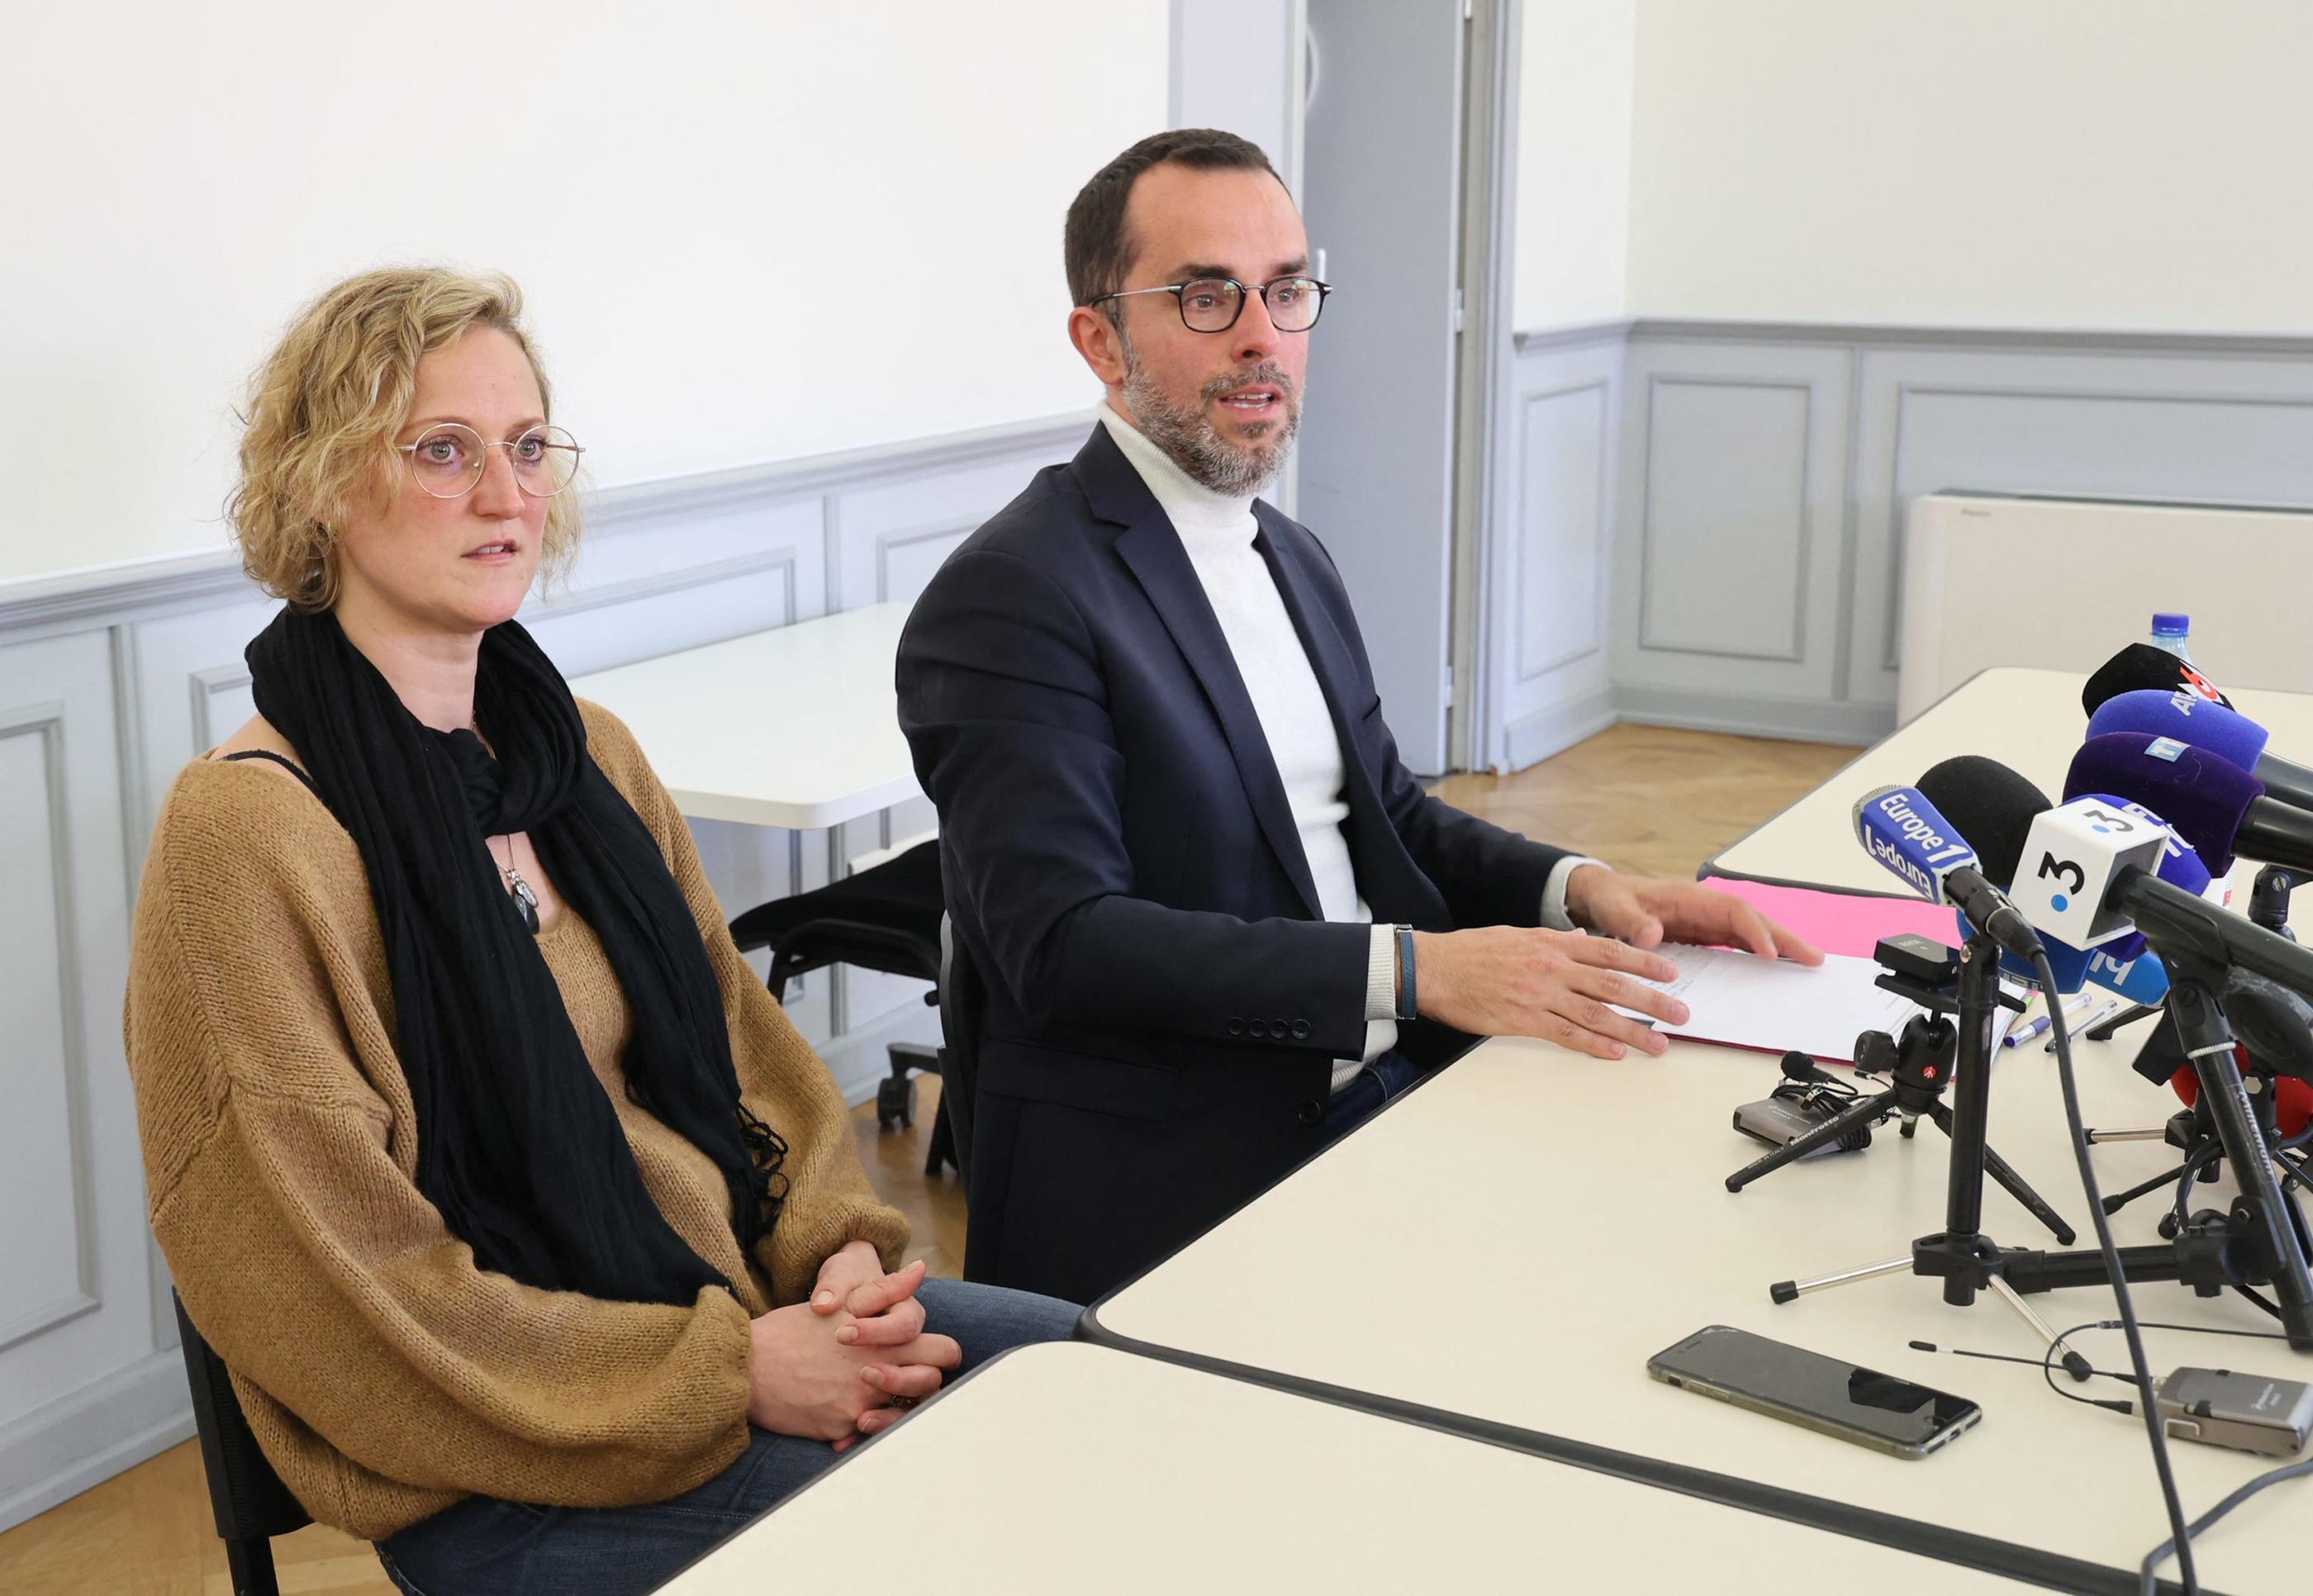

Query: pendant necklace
left=490, top=834, right=543, bottom=935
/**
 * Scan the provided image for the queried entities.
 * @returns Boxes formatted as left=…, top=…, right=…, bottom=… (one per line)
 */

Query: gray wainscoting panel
left=0, top=408, right=1085, bottom=1533
left=1636, top=376, right=1812, bottom=661
left=0, top=628, right=159, bottom=1529
left=1490, top=333, right=1622, bottom=771
left=1495, top=321, right=2313, bottom=753
left=1843, top=344, right=2313, bottom=705
left=0, top=703, right=97, bottom=1355
left=1517, top=382, right=1608, bottom=681
left=1609, top=340, right=1851, bottom=711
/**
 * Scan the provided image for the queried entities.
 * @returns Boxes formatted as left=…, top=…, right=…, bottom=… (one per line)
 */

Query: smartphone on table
left=1647, top=1324, right=1981, bottom=1460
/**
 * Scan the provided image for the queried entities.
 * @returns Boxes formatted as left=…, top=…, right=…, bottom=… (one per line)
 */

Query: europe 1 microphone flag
left=1850, top=786, right=2043, bottom=960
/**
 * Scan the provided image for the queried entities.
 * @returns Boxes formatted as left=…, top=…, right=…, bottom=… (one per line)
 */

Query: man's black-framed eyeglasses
left=1094, top=275, right=1332, bottom=334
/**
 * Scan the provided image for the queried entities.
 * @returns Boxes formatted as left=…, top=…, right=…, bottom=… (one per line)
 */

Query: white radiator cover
left=1897, top=492, right=2313, bottom=723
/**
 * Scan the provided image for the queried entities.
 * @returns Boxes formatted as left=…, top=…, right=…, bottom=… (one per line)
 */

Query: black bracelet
left=1394, top=924, right=1418, bottom=1022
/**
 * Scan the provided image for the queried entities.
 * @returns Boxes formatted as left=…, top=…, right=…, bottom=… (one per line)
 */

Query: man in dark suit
left=897, top=130, right=1818, bottom=1304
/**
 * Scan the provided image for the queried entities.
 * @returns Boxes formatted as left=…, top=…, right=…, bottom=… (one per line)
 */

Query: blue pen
left=2004, top=991, right=2095, bottom=1048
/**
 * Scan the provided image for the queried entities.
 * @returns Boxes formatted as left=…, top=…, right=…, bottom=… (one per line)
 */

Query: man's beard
left=1119, top=331, right=1300, bottom=497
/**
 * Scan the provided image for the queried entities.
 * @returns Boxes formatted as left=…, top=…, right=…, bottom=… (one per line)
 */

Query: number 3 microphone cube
left=2008, top=795, right=2170, bottom=948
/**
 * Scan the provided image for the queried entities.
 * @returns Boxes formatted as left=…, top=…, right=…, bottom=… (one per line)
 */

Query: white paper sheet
left=1617, top=947, right=2020, bottom=1065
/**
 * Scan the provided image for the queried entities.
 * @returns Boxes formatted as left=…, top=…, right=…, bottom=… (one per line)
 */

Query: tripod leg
left=1925, top=1103, right=2075, bottom=1245
left=1985, top=1275, right=2096, bottom=1381
left=2099, top=1155, right=2202, bottom=1217
left=1769, top=1256, right=1912, bottom=1305
left=2170, top=980, right=2313, bottom=1351
left=2086, top=1002, right=2159, bottom=1043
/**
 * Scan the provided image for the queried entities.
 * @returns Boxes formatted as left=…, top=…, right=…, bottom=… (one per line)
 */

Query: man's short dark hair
left=1065, top=129, right=1283, bottom=311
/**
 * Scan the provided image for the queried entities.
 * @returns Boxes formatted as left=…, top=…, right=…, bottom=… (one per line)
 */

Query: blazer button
left=1271, top=1019, right=1289, bottom=1037
left=1290, top=1019, right=1311, bottom=1040
left=1227, top=1018, right=1246, bottom=1038
left=1248, top=1019, right=1269, bottom=1039
left=1295, top=1098, right=1323, bottom=1126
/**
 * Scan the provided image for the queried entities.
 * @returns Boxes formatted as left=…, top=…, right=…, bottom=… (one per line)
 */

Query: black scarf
left=247, top=609, right=786, bottom=1305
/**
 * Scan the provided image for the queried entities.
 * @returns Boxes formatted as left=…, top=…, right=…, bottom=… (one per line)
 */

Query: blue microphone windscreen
left=1994, top=933, right=2088, bottom=995
left=2087, top=690, right=2268, bottom=773
left=2064, top=734, right=2263, bottom=877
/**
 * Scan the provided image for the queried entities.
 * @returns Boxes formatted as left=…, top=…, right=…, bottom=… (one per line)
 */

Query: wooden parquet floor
left=0, top=722, right=1846, bottom=1595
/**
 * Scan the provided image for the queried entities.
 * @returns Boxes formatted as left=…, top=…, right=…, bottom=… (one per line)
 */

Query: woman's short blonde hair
left=228, top=267, right=580, bottom=611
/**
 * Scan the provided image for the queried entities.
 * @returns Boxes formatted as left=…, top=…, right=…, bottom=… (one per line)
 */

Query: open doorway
left=1171, top=0, right=1512, bottom=776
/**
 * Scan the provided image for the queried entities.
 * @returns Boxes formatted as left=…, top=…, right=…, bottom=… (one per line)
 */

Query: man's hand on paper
left=1565, top=867, right=1826, bottom=967
left=1411, top=927, right=1688, bottom=1060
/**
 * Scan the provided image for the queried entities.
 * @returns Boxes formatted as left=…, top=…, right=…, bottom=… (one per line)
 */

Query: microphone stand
left=1772, top=929, right=2313, bottom=1352
left=1766, top=927, right=2098, bottom=1377
left=1725, top=969, right=2073, bottom=1246
left=2090, top=867, right=2310, bottom=1228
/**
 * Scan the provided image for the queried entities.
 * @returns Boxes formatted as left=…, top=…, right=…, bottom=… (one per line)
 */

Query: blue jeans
left=1322, top=1048, right=1427, bottom=1138
left=375, top=1276, right=1078, bottom=1596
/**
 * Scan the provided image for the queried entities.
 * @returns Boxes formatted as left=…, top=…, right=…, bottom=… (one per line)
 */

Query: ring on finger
left=887, top=1394, right=918, bottom=1410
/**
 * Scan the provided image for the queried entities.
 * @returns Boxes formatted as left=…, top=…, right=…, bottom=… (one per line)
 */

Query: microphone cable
left=2034, top=948, right=2197, bottom=1594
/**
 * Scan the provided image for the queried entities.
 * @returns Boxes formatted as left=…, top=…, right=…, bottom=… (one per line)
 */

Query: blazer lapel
left=1255, top=505, right=1441, bottom=925
left=1073, top=426, right=1325, bottom=921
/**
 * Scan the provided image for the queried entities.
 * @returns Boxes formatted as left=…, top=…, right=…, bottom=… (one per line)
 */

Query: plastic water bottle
left=2149, top=612, right=2194, bottom=663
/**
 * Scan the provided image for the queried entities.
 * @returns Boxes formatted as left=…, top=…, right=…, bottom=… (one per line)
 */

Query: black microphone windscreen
left=2223, top=970, right=2313, bottom=1083
left=2064, top=732, right=2263, bottom=877
left=1915, top=757, right=2051, bottom=889
left=2082, top=644, right=2235, bottom=715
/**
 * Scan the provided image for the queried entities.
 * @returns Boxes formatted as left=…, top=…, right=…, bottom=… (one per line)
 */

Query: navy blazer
left=896, top=423, right=1570, bottom=1303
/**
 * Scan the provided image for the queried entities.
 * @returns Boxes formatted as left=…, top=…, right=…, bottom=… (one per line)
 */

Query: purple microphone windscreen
left=1915, top=756, right=2051, bottom=889
left=2087, top=690, right=2268, bottom=772
left=2081, top=644, right=2233, bottom=715
left=2064, top=733, right=2263, bottom=876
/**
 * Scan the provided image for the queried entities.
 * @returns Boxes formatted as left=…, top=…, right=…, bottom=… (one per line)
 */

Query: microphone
left=1851, top=785, right=2043, bottom=960
left=2087, top=689, right=2313, bottom=816
left=2082, top=643, right=2233, bottom=716
left=2066, top=732, right=2313, bottom=880
left=1918, top=758, right=2172, bottom=1000
left=1992, top=796, right=2313, bottom=996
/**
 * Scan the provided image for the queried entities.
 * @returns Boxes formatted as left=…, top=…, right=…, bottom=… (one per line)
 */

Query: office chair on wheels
left=727, top=838, right=962, bottom=1177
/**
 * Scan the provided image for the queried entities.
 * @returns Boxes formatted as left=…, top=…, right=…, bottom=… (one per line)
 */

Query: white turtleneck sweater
left=1099, top=403, right=1593, bottom=1093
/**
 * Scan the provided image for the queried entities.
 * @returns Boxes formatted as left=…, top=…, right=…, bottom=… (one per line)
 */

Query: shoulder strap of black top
left=219, top=748, right=321, bottom=799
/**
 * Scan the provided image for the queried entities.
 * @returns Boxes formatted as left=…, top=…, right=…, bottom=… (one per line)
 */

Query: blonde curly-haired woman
left=125, top=268, right=1076, bottom=1596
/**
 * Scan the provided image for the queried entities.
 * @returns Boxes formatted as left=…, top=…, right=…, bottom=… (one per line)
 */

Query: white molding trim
left=1615, top=684, right=1890, bottom=747
left=1518, top=317, right=2313, bottom=358
left=0, top=411, right=1090, bottom=639
left=1502, top=687, right=1617, bottom=772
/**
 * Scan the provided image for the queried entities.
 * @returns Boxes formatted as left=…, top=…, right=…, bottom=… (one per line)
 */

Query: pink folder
left=1698, top=876, right=1961, bottom=959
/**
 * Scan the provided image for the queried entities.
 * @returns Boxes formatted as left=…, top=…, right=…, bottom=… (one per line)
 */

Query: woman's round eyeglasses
left=396, top=423, right=584, bottom=500
left=1093, top=275, right=1332, bottom=335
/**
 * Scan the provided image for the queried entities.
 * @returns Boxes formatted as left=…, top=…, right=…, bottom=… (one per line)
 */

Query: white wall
left=1513, top=0, right=1635, bottom=332
left=0, top=1, right=1166, bottom=583
left=1622, top=0, right=2313, bottom=331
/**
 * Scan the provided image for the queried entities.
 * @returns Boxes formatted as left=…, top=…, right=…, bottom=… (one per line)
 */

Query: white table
left=662, top=1342, right=2030, bottom=1594
left=568, top=602, right=918, bottom=830
left=1705, top=666, right=2313, bottom=908
left=1083, top=667, right=2313, bottom=1594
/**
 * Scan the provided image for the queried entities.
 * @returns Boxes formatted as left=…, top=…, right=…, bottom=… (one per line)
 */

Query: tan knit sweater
left=124, top=701, right=910, bottom=1541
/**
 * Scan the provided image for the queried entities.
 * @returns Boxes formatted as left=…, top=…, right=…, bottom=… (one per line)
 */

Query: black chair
left=173, top=1291, right=308, bottom=1596
left=728, top=838, right=962, bottom=1176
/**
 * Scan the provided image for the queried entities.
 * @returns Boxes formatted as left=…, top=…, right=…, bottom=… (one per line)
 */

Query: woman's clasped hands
left=747, top=1244, right=960, bottom=1451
